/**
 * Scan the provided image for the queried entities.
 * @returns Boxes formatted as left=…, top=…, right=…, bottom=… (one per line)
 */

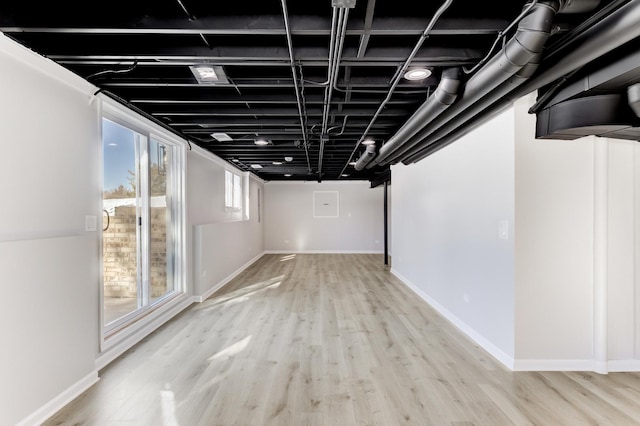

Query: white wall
left=513, top=95, right=596, bottom=364
left=188, top=149, right=265, bottom=299
left=608, top=139, right=637, bottom=362
left=0, top=33, right=266, bottom=424
left=0, top=34, right=101, bottom=426
left=391, top=107, right=516, bottom=363
left=264, top=181, right=384, bottom=253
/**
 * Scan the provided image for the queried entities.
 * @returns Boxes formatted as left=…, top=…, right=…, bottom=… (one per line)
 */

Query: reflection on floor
left=48, top=254, right=640, bottom=425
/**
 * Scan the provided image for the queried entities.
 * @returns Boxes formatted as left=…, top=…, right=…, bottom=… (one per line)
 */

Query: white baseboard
left=96, top=295, right=194, bottom=371
left=391, top=268, right=515, bottom=370
left=608, top=359, right=640, bottom=372
left=264, top=250, right=384, bottom=254
left=194, top=251, right=266, bottom=303
left=513, top=359, right=599, bottom=372
left=17, top=370, right=99, bottom=426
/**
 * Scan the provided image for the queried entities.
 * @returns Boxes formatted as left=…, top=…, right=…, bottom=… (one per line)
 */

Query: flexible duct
left=376, top=0, right=561, bottom=166
left=367, top=68, right=461, bottom=168
left=354, top=144, right=377, bottom=170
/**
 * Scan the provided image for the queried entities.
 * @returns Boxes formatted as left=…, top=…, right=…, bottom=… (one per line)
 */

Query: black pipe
left=398, top=56, right=542, bottom=163
left=403, top=0, right=640, bottom=164
left=387, top=1, right=560, bottom=165
left=354, top=144, right=376, bottom=170
left=369, top=67, right=461, bottom=167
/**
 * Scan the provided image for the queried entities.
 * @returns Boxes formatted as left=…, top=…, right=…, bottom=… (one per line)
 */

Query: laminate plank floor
left=45, top=254, right=640, bottom=425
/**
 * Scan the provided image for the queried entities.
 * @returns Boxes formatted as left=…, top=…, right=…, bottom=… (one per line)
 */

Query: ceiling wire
left=87, top=61, right=138, bottom=80
left=281, top=0, right=312, bottom=173
left=463, top=0, right=538, bottom=75
left=175, top=0, right=213, bottom=50
left=339, top=0, right=455, bottom=179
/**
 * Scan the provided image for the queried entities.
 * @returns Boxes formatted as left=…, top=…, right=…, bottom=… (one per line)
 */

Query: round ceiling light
left=349, top=161, right=357, bottom=166
left=404, top=68, right=432, bottom=81
left=254, top=139, right=269, bottom=146
left=284, top=174, right=292, bottom=177
left=362, top=139, right=376, bottom=145
left=272, top=161, right=283, bottom=165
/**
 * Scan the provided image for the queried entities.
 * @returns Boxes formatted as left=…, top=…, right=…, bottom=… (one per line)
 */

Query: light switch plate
left=498, top=220, right=509, bottom=240
left=85, top=215, right=97, bottom=232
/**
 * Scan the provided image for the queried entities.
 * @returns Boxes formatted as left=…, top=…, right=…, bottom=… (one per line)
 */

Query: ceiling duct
left=367, top=67, right=461, bottom=168
left=354, top=144, right=377, bottom=170
left=404, top=0, right=640, bottom=164
left=375, top=0, right=562, bottom=166
left=400, top=52, right=544, bottom=163
left=628, top=83, right=640, bottom=118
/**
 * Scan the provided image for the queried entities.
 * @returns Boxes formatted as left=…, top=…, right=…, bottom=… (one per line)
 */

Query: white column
left=594, top=137, right=609, bottom=374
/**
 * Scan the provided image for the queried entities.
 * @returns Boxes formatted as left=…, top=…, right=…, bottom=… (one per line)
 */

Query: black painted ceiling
left=0, top=0, right=621, bottom=181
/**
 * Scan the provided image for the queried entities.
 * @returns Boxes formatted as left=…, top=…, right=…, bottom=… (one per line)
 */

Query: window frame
left=99, top=98, right=188, bottom=352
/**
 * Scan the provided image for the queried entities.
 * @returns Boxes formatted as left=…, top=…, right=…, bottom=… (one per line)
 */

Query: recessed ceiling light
left=250, top=164, right=263, bottom=169
left=342, top=174, right=350, bottom=177
left=254, top=139, right=269, bottom=146
left=231, top=159, right=239, bottom=162
left=284, top=174, right=292, bottom=177
left=362, top=139, right=376, bottom=145
left=349, top=161, right=357, bottom=166
left=404, top=68, right=432, bottom=81
left=284, top=156, right=293, bottom=162
left=189, top=65, right=228, bottom=84
left=272, top=161, right=283, bottom=165
left=211, top=132, right=233, bottom=142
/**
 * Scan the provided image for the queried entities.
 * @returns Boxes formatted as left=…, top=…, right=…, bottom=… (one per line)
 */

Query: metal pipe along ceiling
left=367, top=67, right=461, bottom=168
left=318, top=7, right=349, bottom=180
left=378, top=0, right=561, bottom=166
left=337, top=0, right=455, bottom=178
left=281, top=0, right=312, bottom=173
left=354, top=144, right=376, bottom=170
left=404, top=0, right=638, bottom=164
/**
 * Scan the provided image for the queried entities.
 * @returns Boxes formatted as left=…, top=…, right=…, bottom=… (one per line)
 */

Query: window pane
left=233, top=174, right=242, bottom=209
left=225, top=170, right=233, bottom=208
left=150, top=139, right=175, bottom=302
left=102, top=119, right=140, bottom=325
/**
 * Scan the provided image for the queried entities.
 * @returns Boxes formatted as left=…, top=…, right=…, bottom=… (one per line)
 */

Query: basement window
left=225, top=170, right=242, bottom=211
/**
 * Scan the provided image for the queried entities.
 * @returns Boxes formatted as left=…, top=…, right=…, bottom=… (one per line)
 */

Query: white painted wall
left=0, top=34, right=266, bottom=424
left=391, top=107, right=516, bottom=362
left=513, top=95, right=596, bottom=364
left=0, top=34, right=101, bottom=426
left=188, top=149, right=265, bottom=299
left=607, top=139, right=637, bottom=362
left=264, top=181, right=384, bottom=253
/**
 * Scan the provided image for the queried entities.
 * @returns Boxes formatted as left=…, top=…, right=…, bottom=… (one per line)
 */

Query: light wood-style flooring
left=46, top=254, right=640, bottom=425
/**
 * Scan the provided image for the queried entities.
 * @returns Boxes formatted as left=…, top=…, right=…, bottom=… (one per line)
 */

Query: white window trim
left=98, top=96, right=189, bottom=355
